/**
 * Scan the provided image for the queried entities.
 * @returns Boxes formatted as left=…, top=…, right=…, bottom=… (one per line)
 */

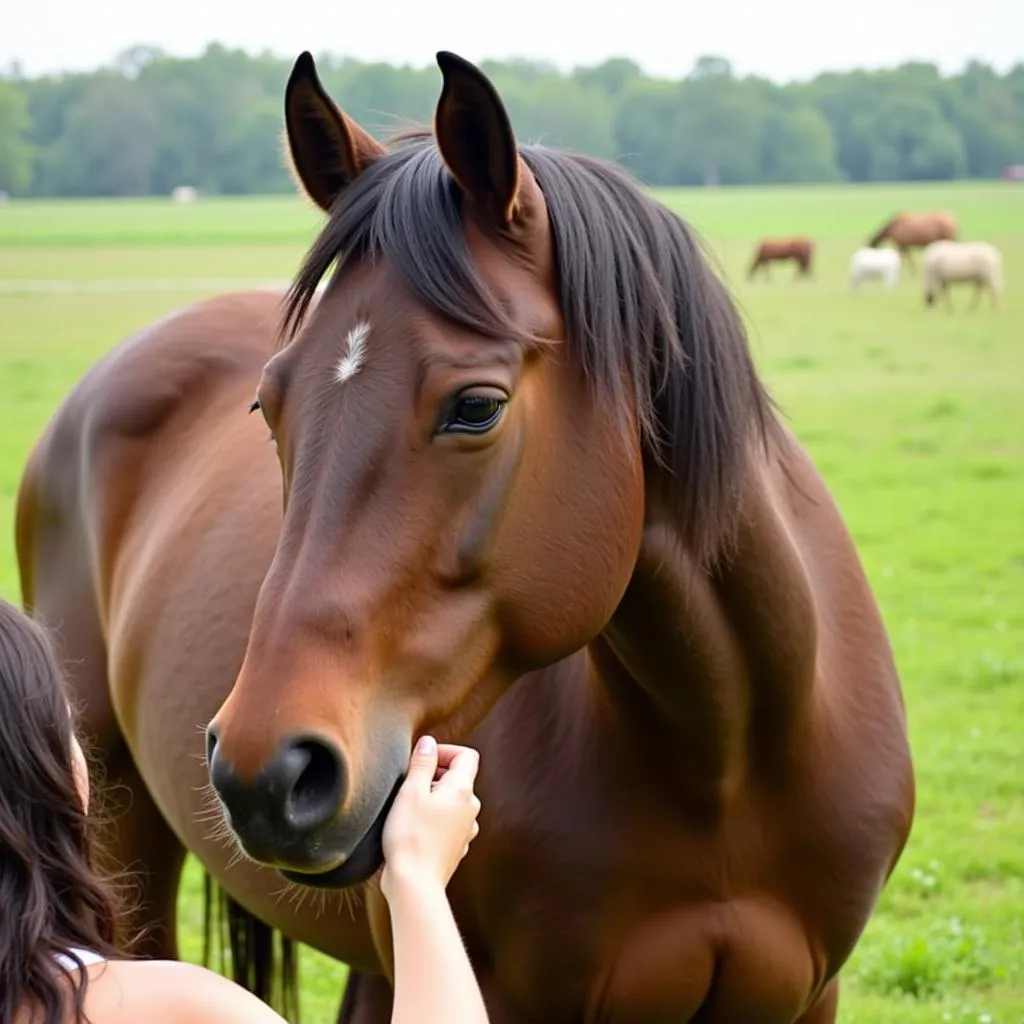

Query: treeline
left=0, top=44, right=1022, bottom=197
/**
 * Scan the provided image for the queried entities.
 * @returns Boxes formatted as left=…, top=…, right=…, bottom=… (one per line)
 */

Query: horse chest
left=467, top=844, right=819, bottom=1023
left=457, top=712, right=833, bottom=1023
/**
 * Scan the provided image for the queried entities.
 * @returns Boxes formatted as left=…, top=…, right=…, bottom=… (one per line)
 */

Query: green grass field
left=1, top=181, right=1022, bottom=1023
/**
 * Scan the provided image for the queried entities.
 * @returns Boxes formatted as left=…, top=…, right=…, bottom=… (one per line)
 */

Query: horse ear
left=284, top=51, right=385, bottom=213
left=434, top=51, right=520, bottom=227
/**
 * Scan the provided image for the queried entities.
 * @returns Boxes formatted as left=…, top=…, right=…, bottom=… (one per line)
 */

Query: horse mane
left=868, top=214, right=901, bottom=247
left=282, top=130, right=779, bottom=566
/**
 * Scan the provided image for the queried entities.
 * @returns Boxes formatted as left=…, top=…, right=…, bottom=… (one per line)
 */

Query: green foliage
left=3, top=47, right=1024, bottom=197
left=856, top=916, right=1003, bottom=1000
left=0, top=80, right=34, bottom=194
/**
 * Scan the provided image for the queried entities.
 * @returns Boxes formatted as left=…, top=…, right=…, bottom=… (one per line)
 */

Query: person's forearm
left=385, top=876, right=490, bottom=1024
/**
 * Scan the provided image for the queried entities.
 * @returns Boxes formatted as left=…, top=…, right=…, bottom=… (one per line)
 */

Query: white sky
left=2, top=0, right=1021, bottom=83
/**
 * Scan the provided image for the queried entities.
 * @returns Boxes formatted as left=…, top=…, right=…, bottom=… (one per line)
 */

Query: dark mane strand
left=282, top=132, right=778, bottom=565
left=519, top=148, right=778, bottom=564
left=282, top=129, right=517, bottom=346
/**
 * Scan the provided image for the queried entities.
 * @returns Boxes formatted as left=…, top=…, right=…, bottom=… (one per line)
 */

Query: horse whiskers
left=192, top=779, right=248, bottom=861
left=287, top=882, right=311, bottom=915
left=264, top=877, right=359, bottom=922
left=340, top=886, right=361, bottom=921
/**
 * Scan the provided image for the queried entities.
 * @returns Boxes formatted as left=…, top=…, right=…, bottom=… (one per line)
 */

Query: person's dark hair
left=0, top=598, right=122, bottom=1024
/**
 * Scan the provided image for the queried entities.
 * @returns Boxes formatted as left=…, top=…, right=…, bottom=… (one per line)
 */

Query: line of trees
left=0, top=45, right=1022, bottom=197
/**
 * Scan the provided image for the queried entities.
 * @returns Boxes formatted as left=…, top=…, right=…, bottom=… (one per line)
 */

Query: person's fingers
left=430, top=744, right=470, bottom=786
left=434, top=743, right=475, bottom=770
left=432, top=741, right=479, bottom=770
left=434, top=746, right=480, bottom=792
left=403, top=735, right=439, bottom=792
left=470, top=821, right=480, bottom=839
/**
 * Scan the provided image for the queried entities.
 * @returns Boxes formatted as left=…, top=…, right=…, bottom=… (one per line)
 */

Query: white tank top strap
left=53, top=947, right=106, bottom=972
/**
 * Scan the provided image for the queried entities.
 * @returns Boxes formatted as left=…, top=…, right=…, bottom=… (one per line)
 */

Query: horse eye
left=440, top=392, right=507, bottom=435
left=247, top=397, right=276, bottom=443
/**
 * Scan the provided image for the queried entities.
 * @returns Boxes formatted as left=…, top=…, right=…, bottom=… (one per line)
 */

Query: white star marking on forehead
left=335, top=320, right=370, bottom=384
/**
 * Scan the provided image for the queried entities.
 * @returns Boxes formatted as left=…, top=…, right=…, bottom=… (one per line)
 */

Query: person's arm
left=380, top=736, right=488, bottom=1024
left=385, top=869, right=489, bottom=1024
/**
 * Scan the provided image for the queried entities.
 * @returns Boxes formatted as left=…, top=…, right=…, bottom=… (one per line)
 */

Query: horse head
left=206, top=50, right=769, bottom=888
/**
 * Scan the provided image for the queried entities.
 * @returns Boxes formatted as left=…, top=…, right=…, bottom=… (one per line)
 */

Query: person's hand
left=380, top=736, right=481, bottom=902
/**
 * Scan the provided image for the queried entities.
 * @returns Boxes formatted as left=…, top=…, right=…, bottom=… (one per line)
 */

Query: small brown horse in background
left=748, top=236, right=815, bottom=281
left=867, top=210, right=958, bottom=272
left=17, top=50, right=915, bottom=1023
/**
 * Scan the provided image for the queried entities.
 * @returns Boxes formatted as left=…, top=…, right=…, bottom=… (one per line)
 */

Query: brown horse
left=867, top=210, right=958, bottom=272
left=16, top=51, right=915, bottom=1023
left=747, top=237, right=815, bottom=281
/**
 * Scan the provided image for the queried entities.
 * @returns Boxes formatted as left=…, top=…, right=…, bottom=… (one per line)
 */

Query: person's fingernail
left=414, top=735, right=436, bottom=755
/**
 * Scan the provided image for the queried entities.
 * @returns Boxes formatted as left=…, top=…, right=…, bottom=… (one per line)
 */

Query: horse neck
left=593, top=437, right=818, bottom=810
left=869, top=217, right=897, bottom=247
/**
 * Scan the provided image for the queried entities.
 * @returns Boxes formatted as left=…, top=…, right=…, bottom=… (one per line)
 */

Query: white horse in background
left=923, top=240, right=1004, bottom=309
left=849, top=247, right=901, bottom=289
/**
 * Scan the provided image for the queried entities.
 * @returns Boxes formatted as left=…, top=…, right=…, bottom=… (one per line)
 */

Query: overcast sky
left=3, top=0, right=1021, bottom=82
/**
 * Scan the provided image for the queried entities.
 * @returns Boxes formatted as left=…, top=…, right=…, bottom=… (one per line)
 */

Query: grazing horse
left=748, top=236, right=815, bottom=280
left=16, top=51, right=915, bottom=1024
left=923, top=240, right=1003, bottom=309
left=849, top=247, right=901, bottom=290
left=867, top=211, right=958, bottom=272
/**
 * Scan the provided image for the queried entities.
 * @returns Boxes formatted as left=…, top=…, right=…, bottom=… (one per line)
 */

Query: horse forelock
left=281, top=133, right=777, bottom=565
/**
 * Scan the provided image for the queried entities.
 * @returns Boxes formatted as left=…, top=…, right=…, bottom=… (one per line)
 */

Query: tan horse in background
left=867, top=211, right=958, bottom=272
left=923, top=240, right=1004, bottom=309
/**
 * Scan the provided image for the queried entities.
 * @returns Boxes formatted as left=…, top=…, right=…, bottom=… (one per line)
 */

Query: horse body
left=748, top=237, right=814, bottom=280
left=849, top=247, right=901, bottom=288
left=17, top=52, right=914, bottom=1023
left=923, top=240, right=1003, bottom=308
left=867, top=211, right=958, bottom=271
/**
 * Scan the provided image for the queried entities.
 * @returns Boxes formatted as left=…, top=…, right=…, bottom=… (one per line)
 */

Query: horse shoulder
left=86, top=291, right=281, bottom=444
left=19, top=291, right=282, bottom=611
left=768, top=435, right=913, bottom=836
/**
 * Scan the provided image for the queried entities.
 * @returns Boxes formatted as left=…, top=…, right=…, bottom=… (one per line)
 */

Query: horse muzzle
left=205, top=726, right=405, bottom=888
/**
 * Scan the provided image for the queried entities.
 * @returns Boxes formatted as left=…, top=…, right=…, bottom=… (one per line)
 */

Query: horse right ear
left=284, top=51, right=385, bottom=212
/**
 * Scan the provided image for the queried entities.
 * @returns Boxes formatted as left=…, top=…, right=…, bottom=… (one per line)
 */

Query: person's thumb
left=405, top=735, right=439, bottom=790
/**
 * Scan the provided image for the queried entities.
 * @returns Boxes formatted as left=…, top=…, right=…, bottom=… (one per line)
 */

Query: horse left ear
left=434, top=51, right=521, bottom=227
left=284, top=51, right=385, bottom=213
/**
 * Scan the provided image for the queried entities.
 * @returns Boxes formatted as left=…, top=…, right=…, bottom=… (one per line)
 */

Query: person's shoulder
left=87, top=958, right=288, bottom=1024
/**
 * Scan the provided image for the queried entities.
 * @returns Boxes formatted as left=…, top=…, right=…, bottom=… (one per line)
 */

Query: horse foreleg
left=794, top=977, right=839, bottom=1023
left=336, top=972, right=392, bottom=1024
left=337, top=966, right=532, bottom=1023
left=100, top=741, right=188, bottom=958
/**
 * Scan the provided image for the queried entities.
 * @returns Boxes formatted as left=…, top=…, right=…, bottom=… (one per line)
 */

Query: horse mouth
left=278, top=775, right=402, bottom=890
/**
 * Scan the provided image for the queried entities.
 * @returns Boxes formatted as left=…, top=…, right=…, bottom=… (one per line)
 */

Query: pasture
left=1, top=180, right=1021, bottom=1023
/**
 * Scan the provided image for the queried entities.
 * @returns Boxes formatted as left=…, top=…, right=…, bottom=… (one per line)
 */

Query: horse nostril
left=205, top=724, right=219, bottom=769
left=283, top=737, right=345, bottom=831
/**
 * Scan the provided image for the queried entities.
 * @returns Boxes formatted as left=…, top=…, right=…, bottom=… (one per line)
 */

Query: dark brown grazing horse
left=16, top=51, right=915, bottom=1023
left=747, top=237, right=815, bottom=281
left=867, top=210, right=958, bottom=272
